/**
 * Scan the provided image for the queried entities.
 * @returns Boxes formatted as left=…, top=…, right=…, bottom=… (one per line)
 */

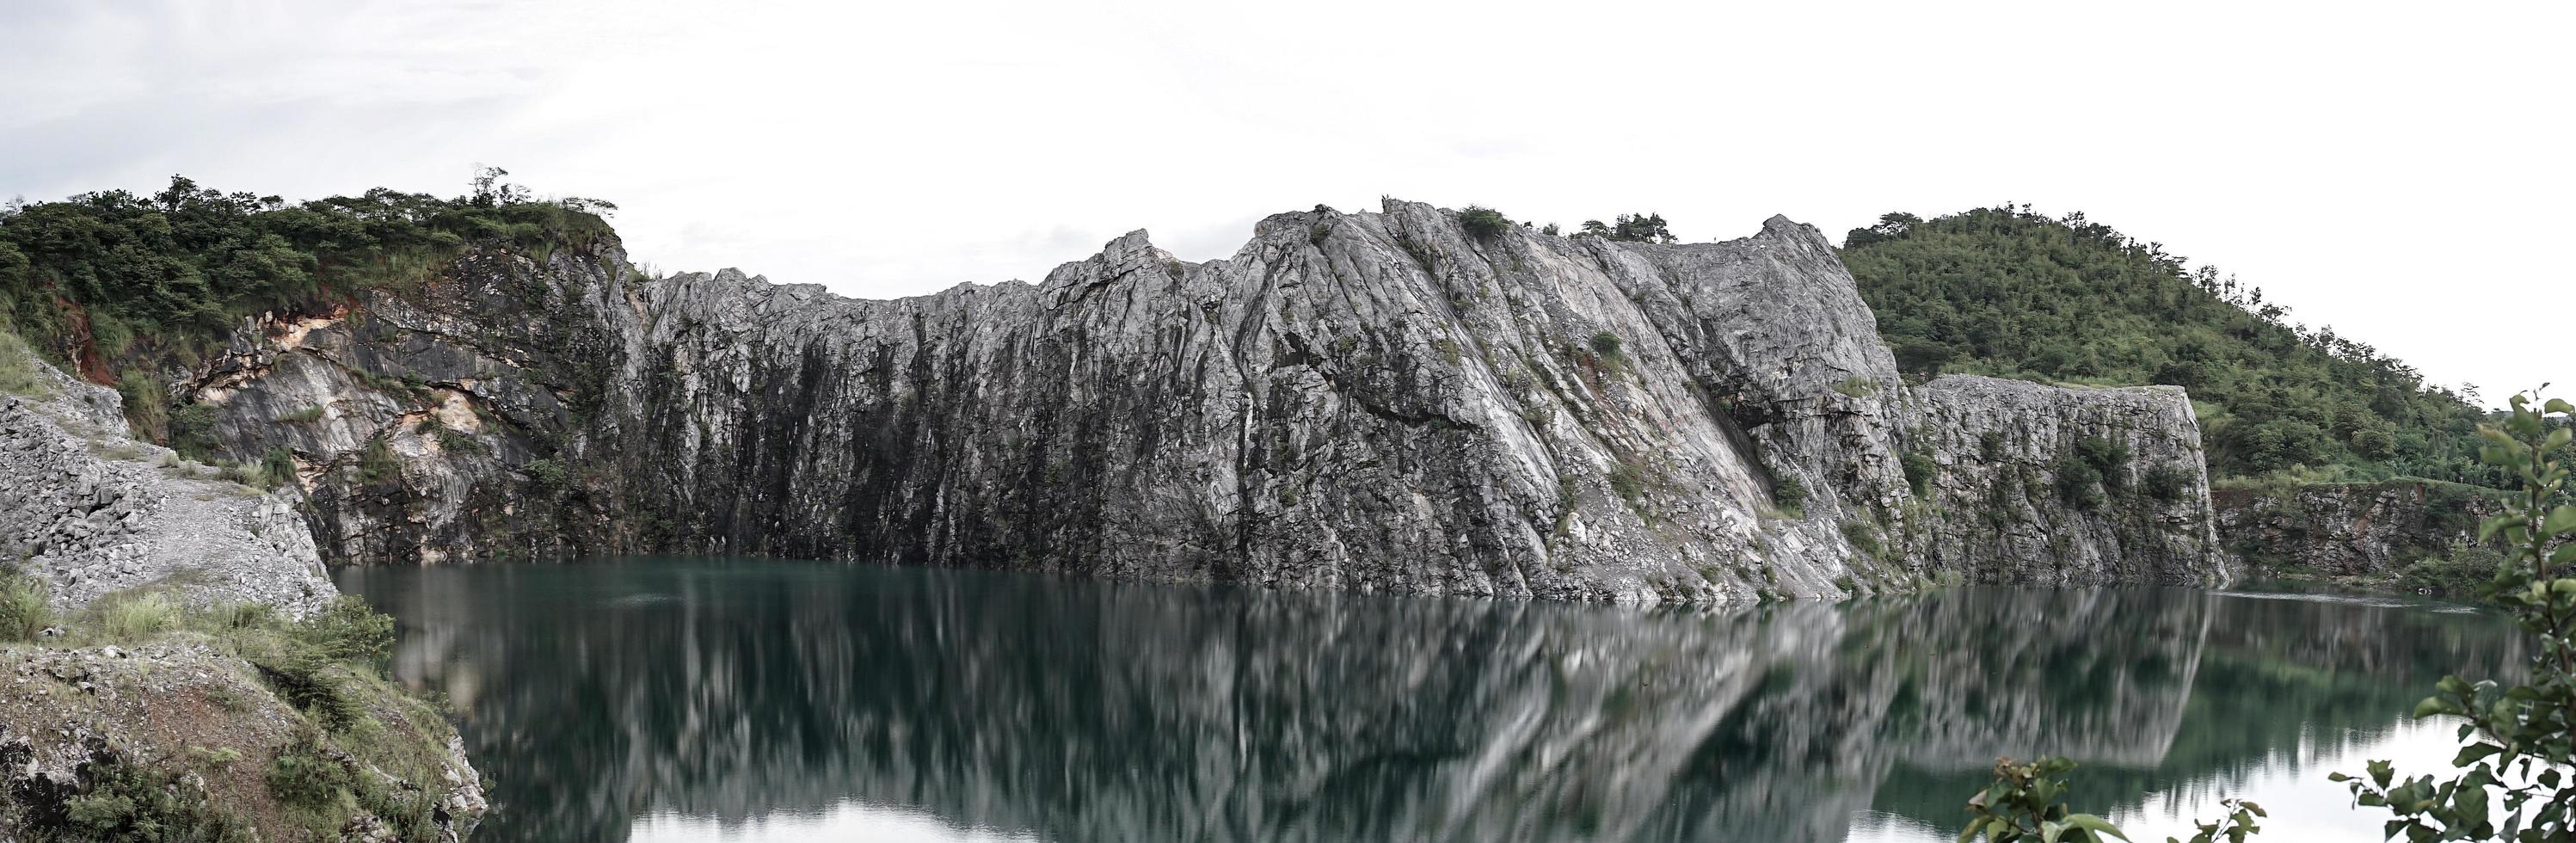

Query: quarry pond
left=341, top=559, right=2521, bottom=843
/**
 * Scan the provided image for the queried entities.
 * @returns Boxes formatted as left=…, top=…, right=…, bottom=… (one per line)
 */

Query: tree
left=1842, top=212, right=1922, bottom=248
left=1458, top=206, right=1511, bottom=239
left=1577, top=212, right=1676, bottom=243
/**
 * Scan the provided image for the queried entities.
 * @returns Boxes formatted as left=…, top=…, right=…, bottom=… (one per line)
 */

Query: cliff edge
left=181, top=201, right=2231, bottom=600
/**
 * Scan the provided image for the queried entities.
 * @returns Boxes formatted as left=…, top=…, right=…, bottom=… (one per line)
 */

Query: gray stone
left=175, top=202, right=2229, bottom=600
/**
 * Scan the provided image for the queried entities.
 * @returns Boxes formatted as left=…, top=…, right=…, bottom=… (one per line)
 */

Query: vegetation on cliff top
left=1841, top=206, right=2496, bottom=487
left=0, top=169, right=614, bottom=444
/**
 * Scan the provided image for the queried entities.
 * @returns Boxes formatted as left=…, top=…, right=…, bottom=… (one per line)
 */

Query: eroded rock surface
left=2212, top=479, right=2505, bottom=576
left=183, top=201, right=2229, bottom=598
left=1905, top=376, right=2226, bottom=583
left=0, top=349, right=331, bottom=615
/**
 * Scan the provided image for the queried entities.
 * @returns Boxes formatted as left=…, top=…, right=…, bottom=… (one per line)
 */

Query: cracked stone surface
left=175, top=201, right=2229, bottom=600
left=0, top=348, right=331, bottom=615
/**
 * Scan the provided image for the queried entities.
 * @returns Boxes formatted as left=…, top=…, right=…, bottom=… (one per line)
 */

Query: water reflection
left=340, top=562, right=2524, bottom=843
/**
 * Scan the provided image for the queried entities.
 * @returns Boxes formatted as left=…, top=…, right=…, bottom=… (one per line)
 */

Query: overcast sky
left=4, top=0, right=2567, bottom=403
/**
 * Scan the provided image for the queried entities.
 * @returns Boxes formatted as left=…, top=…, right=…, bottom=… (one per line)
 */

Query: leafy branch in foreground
left=1958, top=756, right=2262, bottom=843
left=1964, top=391, right=2571, bottom=842
left=2333, top=391, right=2576, bottom=841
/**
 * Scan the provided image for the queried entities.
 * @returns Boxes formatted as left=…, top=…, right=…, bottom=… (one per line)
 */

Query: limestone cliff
left=2213, top=479, right=2505, bottom=576
left=181, top=200, right=2231, bottom=599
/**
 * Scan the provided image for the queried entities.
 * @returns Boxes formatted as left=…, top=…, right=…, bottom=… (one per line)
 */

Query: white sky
left=3, top=0, right=2567, bottom=403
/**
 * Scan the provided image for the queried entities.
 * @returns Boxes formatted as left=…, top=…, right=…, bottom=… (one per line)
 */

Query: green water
left=339, top=559, right=2524, bottom=843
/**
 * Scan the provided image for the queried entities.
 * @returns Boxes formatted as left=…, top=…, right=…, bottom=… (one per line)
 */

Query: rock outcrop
left=2212, top=479, right=2505, bottom=575
left=1905, top=376, right=2223, bottom=583
left=0, top=348, right=331, bottom=615
left=0, top=349, right=487, bottom=841
left=182, top=200, right=2231, bottom=599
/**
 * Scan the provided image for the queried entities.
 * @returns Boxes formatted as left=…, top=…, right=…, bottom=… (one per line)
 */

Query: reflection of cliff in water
left=344, top=563, right=2524, bottom=843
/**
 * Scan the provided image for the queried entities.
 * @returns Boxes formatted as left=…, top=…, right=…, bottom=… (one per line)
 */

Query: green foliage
left=1577, top=212, right=1676, bottom=243
left=2392, top=540, right=2508, bottom=596
left=1457, top=206, right=1511, bottom=239
left=54, top=752, right=255, bottom=843
left=2336, top=391, right=2576, bottom=840
left=1835, top=376, right=1880, bottom=398
left=0, top=171, right=613, bottom=383
left=1841, top=520, right=1885, bottom=559
left=1588, top=330, right=1623, bottom=360
left=2075, top=436, right=2130, bottom=490
left=0, top=329, right=52, bottom=397
left=1903, top=450, right=1940, bottom=496
left=1772, top=472, right=1809, bottom=516
left=356, top=436, right=400, bottom=485
left=2141, top=465, right=2192, bottom=502
left=254, top=446, right=298, bottom=489
left=1843, top=206, right=2494, bottom=486
left=115, top=370, right=168, bottom=443
left=255, top=650, right=364, bottom=730
left=275, top=406, right=323, bottom=423
left=265, top=729, right=356, bottom=809
left=1955, top=756, right=2136, bottom=842
left=101, top=592, right=177, bottom=639
left=302, top=595, right=396, bottom=665
left=1608, top=460, right=1649, bottom=504
left=2054, top=456, right=2106, bottom=510
left=524, top=456, right=569, bottom=492
left=433, top=425, right=483, bottom=455
left=1958, top=756, right=2262, bottom=843
left=168, top=402, right=219, bottom=459
left=0, top=572, right=53, bottom=642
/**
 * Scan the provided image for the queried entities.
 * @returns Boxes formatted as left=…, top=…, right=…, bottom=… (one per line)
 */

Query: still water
left=340, top=559, right=2524, bottom=843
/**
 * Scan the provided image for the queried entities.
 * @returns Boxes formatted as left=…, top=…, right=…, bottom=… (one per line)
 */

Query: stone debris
left=0, top=348, right=331, bottom=616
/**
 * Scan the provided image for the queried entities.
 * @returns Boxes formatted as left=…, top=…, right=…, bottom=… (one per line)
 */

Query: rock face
left=0, top=348, right=332, bottom=615
left=182, top=200, right=2230, bottom=599
left=1906, top=376, right=2224, bottom=583
left=2212, top=480, right=2505, bottom=575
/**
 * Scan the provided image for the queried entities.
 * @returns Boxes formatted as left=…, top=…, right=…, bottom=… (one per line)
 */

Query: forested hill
left=1839, top=206, right=2495, bottom=485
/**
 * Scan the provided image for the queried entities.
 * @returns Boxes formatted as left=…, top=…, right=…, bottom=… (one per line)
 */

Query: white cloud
left=3, top=0, right=2568, bottom=400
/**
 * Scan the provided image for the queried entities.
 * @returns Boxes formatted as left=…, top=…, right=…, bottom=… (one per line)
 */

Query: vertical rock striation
left=181, top=200, right=2230, bottom=599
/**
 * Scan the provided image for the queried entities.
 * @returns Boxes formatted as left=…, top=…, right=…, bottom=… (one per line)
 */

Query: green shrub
left=1607, top=461, right=1648, bottom=503
left=1839, top=520, right=1885, bottom=559
left=169, top=402, right=220, bottom=459
left=255, top=446, right=298, bottom=489
left=255, top=651, right=364, bottom=730
left=59, top=753, right=254, bottom=843
left=1588, top=331, right=1623, bottom=360
left=1771, top=473, right=1809, bottom=516
left=1832, top=376, right=1879, bottom=398
left=115, top=370, right=168, bottom=443
left=523, top=456, right=568, bottom=492
left=101, top=592, right=178, bottom=639
left=2393, top=543, right=2507, bottom=596
left=2053, top=456, right=2105, bottom=510
left=1457, top=206, right=1511, bottom=239
left=1900, top=451, right=1937, bottom=496
left=299, top=596, right=395, bottom=665
left=0, top=329, right=52, bottom=397
left=276, top=406, right=324, bottom=423
left=357, top=436, right=401, bottom=485
left=266, top=729, right=356, bottom=809
left=2142, top=464, right=2192, bottom=501
left=2074, top=436, right=2130, bottom=490
left=0, top=574, right=53, bottom=641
